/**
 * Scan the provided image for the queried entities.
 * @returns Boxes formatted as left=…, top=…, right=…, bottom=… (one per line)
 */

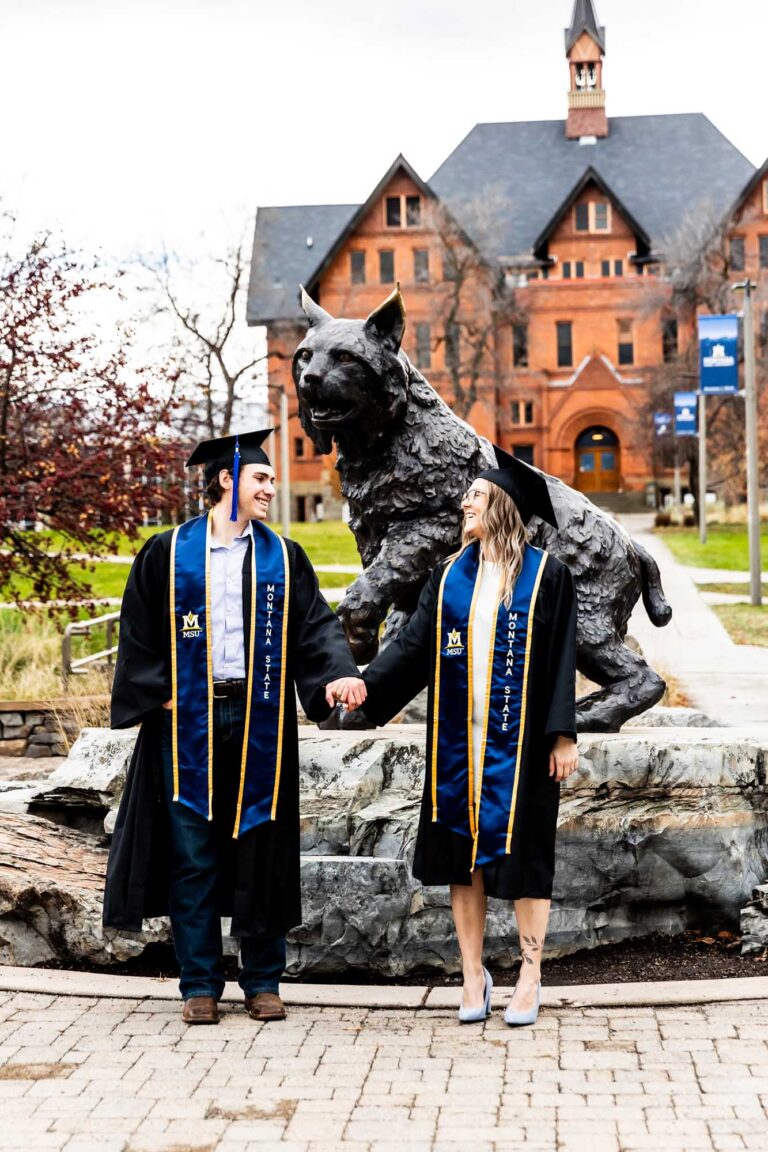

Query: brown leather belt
left=212, top=679, right=247, bottom=699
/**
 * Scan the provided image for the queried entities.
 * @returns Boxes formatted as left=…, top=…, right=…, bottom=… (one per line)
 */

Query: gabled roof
left=429, top=114, right=755, bottom=262
left=532, top=166, right=651, bottom=259
left=565, top=0, right=605, bottom=53
left=247, top=114, right=756, bottom=324
left=246, top=203, right=357, bottom=326
left=726, top=156, right=768, bottom=223
left=301, top=154, right=438, bottom=292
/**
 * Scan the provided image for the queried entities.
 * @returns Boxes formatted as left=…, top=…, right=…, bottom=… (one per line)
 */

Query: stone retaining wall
left=0, top=698, right=109, bottom=758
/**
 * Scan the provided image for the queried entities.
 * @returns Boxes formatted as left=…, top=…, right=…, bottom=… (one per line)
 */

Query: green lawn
left=712, top=604, right=768, bottom=648
left=3, top=522, right=360, bottom=606
left=698, top=582, right=768, bottom=597
left=657, top=524, right=768, bottom=571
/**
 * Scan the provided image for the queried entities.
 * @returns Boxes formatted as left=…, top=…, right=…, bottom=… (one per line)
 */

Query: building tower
left=565, top=0, right=608, bottom=140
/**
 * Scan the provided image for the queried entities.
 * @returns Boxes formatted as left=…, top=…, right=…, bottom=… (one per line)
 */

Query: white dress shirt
left=210, top=522, right=252, bottom=680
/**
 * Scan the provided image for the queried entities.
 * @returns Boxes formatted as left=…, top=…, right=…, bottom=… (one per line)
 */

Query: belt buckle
left=213, top=681, right=229, bottom=699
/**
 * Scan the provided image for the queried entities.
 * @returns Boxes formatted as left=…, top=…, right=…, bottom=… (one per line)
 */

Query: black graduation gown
left=361, top=551, right=577, bottom=900
left=103, top=526, right=358, bottom=938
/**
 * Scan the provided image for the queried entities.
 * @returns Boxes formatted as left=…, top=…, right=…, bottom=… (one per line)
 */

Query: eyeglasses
left=461, top=488, right=487, bottom=505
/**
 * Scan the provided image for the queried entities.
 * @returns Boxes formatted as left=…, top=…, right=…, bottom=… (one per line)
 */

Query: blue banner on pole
left=654, top=412, right=672, bottom=437
left=698, top=314, right=739, bottom=394
left=674, top=391, right=698, bottom=437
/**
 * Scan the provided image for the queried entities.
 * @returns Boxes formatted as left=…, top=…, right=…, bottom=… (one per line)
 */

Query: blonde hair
left=462, top=482, right=528, bottom=607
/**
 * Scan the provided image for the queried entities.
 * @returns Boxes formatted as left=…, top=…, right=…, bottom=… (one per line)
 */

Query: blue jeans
left=160, top=700, right=286, bottom=1001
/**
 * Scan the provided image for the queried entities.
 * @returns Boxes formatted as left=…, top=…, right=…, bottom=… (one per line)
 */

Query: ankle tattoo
left=520, top=933, right=542, bottom=967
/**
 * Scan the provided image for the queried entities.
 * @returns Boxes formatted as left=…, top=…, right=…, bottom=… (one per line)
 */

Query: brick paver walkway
left=1, top=991, right=767, bottom=1151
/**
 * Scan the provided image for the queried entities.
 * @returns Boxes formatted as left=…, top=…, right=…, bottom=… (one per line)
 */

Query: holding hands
left=325, top=676, right=367, bottom=711
left=549, top=735, right=578, bottom=782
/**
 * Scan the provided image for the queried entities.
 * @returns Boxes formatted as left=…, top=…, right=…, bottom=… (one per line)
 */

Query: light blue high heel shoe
left=504, top=981, right=541, bottom=1027
left=458, top=966, right=493, bottom=1024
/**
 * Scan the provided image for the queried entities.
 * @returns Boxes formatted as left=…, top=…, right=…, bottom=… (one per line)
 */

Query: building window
left=350, top=251, right=365, bottom=284
left=406, top=196, right=421, bottom=227
left=761, top=309, right=768, bottom=348
left=574, top=204, right=589, bottom=232
left=445, top=322, right=460, bottom=372
left=662, top=317, right=678, bottom=363
left=294, top=437, right=305, bottom=459
left=562, top=261, right=572, bottom=279
left=313, top=441, right=323, bottom=457
left=617, top=318, right=634, bottom=365
left=513, top=324, right=528, bottom=367
left=414, top=249, right=430, bottom=283
left=601, top=260, right=610, bottom=277
left=379, top=250, right=395, bottom=284
left=385, top=196, right=401, bottom=227
left=556, top=321, right=573, bottom=368
left=759, top=236, right=768, bottom=269
left=575, top=261, right=585, bottom=279
left=635, top=263, right=644, bottom=276
left=594, top=202, right=609, bottom=231
left=614, top=259, right=623, bottom=277
left=763, top=179, right=768, bottom=214
left=442, top=251, right=458, bottom=281
left=415, top=323, right=431, bottom=370
left=511, top=400, right=534, bottom=426
left=730, top=237, right=745, bottom=271
left=513, top=444, right=535, bottom=465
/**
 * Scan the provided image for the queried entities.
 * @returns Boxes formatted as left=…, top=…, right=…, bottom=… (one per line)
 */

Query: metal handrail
left=62, top=611, right=120, bottom=685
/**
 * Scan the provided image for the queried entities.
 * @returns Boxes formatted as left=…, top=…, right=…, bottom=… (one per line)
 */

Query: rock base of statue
left=1, top=723, right=767, bottom=975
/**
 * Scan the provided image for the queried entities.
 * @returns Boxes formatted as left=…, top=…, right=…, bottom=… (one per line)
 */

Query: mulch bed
left=37, top=930, right=766, bottom=986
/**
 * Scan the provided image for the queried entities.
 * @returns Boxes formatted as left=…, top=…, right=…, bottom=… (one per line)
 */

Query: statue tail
left=635, top=542, right=672, bottom=627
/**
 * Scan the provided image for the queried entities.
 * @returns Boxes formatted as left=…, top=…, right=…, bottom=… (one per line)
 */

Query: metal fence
left=62, top=611, right=120, bottom=686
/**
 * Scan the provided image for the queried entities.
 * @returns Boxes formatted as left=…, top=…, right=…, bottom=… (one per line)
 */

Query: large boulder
left=2, top=724, right=768, bottom=974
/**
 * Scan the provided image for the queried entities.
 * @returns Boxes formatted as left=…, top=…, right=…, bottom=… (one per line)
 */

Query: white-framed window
left=511, top=400, right=534, bottom=426
left=573, top=200, right=611, bottom=233
left=384, top=194, right=422, bottom=229
left=763, top=178, right=768, bottom=214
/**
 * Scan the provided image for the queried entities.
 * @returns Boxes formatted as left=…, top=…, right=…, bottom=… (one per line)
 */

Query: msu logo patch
left=181, top=611, right=203, bottom=638
left=445, top=628, right=464, bottom=656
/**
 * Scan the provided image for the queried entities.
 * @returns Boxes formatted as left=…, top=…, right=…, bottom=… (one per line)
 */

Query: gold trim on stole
left=270, top=533, right=290, bottom=821
left=232, top=538, right=258, bottom=838
left=204, top=512, right=214, bottom=821
left=169, top=525, right=181, bottom=802
left=429, top=559, right=457, bottom=822
left=470, top=564, right=504, bottom=872
left=504, top=550, right=549, bottom=855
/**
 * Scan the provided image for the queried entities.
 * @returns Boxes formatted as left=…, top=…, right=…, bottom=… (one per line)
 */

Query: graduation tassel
left=230, top=435, right=241, bottom=522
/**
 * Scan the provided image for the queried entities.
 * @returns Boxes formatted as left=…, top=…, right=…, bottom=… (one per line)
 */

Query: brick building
left=247, top=0, right=765, bottom=519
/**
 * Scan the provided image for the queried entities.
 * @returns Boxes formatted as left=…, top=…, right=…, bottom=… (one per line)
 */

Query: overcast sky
left=2, top=0, right=766, bottom=260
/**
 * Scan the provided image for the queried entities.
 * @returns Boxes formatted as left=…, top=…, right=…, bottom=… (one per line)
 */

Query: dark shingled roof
left=247, top=203, right=357, bottom=325
left=429, top=115, right=755, bottom=262
left=565, top=0, right=605, bottom=53
left=247, top=114, right=755, bottom=323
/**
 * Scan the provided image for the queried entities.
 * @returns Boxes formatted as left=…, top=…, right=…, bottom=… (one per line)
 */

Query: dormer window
left=385, top=194, right=422, bottom=229
left=574, top=200, right=611, bottom=233
left=763, top=178, right=768, bottom=214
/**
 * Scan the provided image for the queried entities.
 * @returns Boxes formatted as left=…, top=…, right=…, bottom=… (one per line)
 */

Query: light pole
left=698, top=391, right=707, bottom=545
left=731, top=279, right=762, bottom=607
left=279, top=383, right=291, bottom=539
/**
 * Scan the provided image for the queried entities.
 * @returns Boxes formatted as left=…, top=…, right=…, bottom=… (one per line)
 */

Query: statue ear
left=364, top=284, right=406, bottom=349
left=299, top=285, right=333, bottom=328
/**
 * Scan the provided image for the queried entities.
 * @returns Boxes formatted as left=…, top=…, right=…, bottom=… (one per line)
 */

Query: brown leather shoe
left=244, top=992, right=287, bottom=1021
left=182, top=995, right=219, bottom=1025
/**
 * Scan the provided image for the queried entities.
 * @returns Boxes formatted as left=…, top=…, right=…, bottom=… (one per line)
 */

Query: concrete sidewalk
left=1, top=973, right=767, bottom=1151
left=620, top=515, right=768, bottom=725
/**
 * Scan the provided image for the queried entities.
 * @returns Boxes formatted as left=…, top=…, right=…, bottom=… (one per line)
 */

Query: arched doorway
left=575, top=426, right=621, bottom=493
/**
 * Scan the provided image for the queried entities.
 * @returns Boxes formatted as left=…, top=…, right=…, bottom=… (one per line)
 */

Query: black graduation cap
left=186, top=429, right=273, bottom=522
left=478, top=446, right=558, bottom=528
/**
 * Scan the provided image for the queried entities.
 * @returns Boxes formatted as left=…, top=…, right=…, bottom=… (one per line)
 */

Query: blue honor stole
left=169, top=513, right=290, bottom=837
left=430, top=542, right=549, bottom=870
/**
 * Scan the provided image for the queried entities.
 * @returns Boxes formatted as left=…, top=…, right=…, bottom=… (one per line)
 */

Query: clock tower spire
left=565, top=0, right=608, bottom=140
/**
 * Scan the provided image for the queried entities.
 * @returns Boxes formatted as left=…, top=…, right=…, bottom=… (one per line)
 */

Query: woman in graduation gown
left=353, top=450, right=578, bottom=1026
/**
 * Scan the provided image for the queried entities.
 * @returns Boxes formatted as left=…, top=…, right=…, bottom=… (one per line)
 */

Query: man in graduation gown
left=103, top=429, right=364, bottom=1024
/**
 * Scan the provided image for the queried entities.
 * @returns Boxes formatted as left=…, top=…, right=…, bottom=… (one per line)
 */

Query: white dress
left=471, top=560, right=502, bottom=799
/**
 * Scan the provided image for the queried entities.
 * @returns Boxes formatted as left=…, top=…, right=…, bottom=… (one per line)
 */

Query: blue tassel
left=230, top=436, right=241, bottom=522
